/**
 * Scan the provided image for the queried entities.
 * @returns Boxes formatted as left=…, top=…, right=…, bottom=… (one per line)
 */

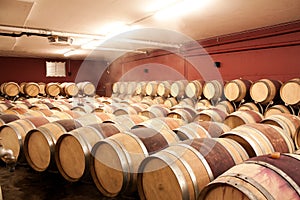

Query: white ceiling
left=0, top=0, right=300, bottom=60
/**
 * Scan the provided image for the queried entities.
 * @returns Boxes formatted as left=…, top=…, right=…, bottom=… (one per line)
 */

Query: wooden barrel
left=90, top=127, right=176, bottom=197
left=264, top=104, right=294, bottom=117
left=103, top=114, right=148, bottom=131
left=185, top=80, right=203, bottom=99
left=237, top=102, right=263, bottom=113
left=0, top=114, right=20, bottom=126
left=113, top=106, right=138, bottom=116
left=194, top=108, right=228, bottom=123
left=280, top=78, right=300, bottom=105
left=164, top=97, right=178, bottom=108
left=137, top=138, right=248, bottom=200
left=250, top=79, right=282, bottom=104
left=0, top=116, right=54, bottom=162
left=55, top=123, right=121, bottom=182
left=24, top=82, right=40, bottom=97
left=261, top=113, right=300, bottom=140
left=224, top=79, right=252, bottom=102
left=152, top=96, right=165, bottom=104
left=24, top=119, right=83, bottom=171
left=199, top=153, right=300, bottom=200
left=167, top=108, right=194, bottom=123
left=38, top=82, right=46, bottom=96
left=0, top=82, right=20, bottom=97
left=45, top=82, right=61, bottom=97
left=215, top=100, right=235, bottom=114
left=112, top=82, right=121, bottom=94
left=132, top=117, right=185, bottom=133
left=296, top=126, right=300, bottom=149
left=203, top=80, right=223, bottom=101
left=127, top=82, right=137, bottom=95
left=196, top=99, right=212, bottom=109
left=146, top=81, right=159, bottom=96
left=140, top=105, right=170, bottom=118
left=220, top=123, right=295, bottom=157
left=60, top=82, right=79, bottom=97
left=157, top=81, right=172, bottom=98
left=118, top=82, right=128, bottom=95
left=174, top=121, right=230, bottom=141
left=77, top=81, right=96, bottom=96
left=135, top=82, right=147, bottom=96
left=224, top=110, right=263, bottom=129
left=170, top=80, right=188, bottom=98
left=0, top=102, right=14, bottom=112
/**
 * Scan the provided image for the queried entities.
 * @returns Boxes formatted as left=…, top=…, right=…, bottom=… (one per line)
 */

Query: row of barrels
left=100, top=94, right=299, bottom=121
left=0, top=97, right=299, bottom=199
left=112, top=77, right=300, bottom=106
left=0, top=81, right=96, bottom=98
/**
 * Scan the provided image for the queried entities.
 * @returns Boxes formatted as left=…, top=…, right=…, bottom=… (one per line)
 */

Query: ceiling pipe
left=117, top=38, right=180, bottom=49
left=0, top=24, right=105, bottom=39
left=0, top=24, right=180, bottom=51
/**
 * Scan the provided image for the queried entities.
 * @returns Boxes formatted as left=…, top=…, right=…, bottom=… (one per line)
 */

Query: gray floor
left=0, top=162, right=139, bottom=200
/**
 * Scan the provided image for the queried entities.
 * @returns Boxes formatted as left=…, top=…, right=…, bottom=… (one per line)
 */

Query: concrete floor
left=0, top=162, right=139, bottom=200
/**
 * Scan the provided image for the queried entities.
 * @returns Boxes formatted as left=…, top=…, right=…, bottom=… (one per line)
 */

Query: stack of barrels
left=0, top=81, right=96, bottom=99
left=112, top=77, right=300, bottom=117
left=0, top=77, right=299, bottom=200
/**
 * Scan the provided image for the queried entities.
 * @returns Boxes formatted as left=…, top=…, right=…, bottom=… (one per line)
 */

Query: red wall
left=0, top=21, right=299, bottom=97
left=102, top=20, right=300, bottom=96
left=0, top=57, right=108, bottom=95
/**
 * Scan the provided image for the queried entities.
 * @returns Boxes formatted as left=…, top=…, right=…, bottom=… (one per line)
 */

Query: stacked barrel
left=0, top=81, right=96, bottom=99
left=0, top=77, right=299, bottom=200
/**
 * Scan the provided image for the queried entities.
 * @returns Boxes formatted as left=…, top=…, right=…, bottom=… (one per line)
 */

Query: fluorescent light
left=64, top=50, right=80, bottom=57
left=154, top=0, right=207, bottom=20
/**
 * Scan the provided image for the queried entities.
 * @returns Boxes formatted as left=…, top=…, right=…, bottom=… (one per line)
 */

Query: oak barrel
left=77, top=81, right=96, bottom=96
left=0, top=114, right=20, bottom=126
left=140, top=104, right=170, bottom=118
left=60, top=82, right=79, bottom=97
left=24, top=82, right=40, bottom=97
left=261, top=113, right=300, bottom=141
left=45, top=82, right=61, bottom=97
left=170, top=80, right=188, bottom=98
left=224, top=79, right=252, bottom=102
left=174, top=121, right=231, bottom=141
left=224, top=110, right=263, bottom=129
left=203, top=80, right=223, bottom=101
left=250, top=79, right=282, bottom=104
left=280, top=78, right=300, bottom=105
left=90, top=128, right=175, bottom=197
left=135, top=82, right=147, bottom=96
left=199, top=153, right=300, bottom=200
left=146, top=81, right=159, bottom=96
left=137, top=138, right=248, bottom=200
left=194, top=108, right=228, bottom=123
left=164, top=97, right=178, bottom=108
left=0, top=82, right=20, bottom=97
left=55, top=123, right=121, bottom=182
left=0, top=116, right=54, bottom=162
left=264, top=104, right=294, bottom=117
left=24, top=119, right=83, bottom=171
left=185, top=80, right=203, bottom=99
left=157, top=81, right=172, bottom=98
left=220, top=123, right=295, bottom=157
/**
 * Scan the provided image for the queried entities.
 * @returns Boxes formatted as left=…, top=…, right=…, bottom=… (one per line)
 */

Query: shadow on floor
left=0, top=162, right=139, bottom=200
